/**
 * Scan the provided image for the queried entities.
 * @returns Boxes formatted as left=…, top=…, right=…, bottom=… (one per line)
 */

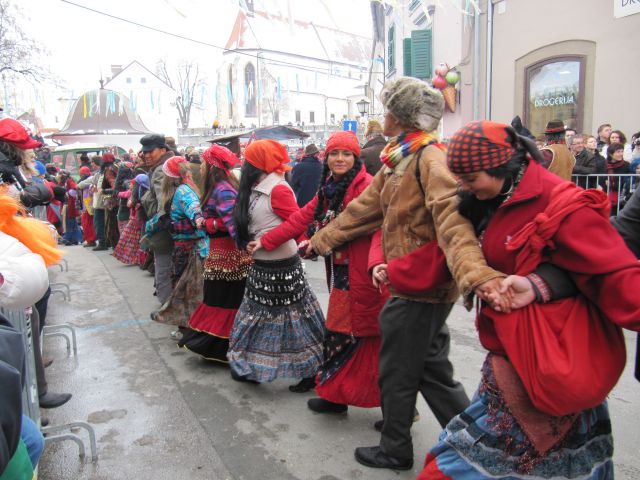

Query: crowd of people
left=1, top=74, right=640, bottom=479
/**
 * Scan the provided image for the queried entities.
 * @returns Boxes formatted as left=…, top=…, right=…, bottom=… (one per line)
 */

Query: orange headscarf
left=244, top=140, right=292, bottom=174
left=0, top=190, right=63, bottom=266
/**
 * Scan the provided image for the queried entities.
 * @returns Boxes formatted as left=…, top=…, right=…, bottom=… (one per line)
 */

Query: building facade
left=216, top=3, right=371, bottom=144
left=104, top=61, right=178, bottom=138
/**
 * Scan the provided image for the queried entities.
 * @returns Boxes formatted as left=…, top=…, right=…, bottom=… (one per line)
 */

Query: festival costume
left=261, top=166, right=386, bottom=406
left=228, top=172, right=325, bottom=383
left=113, top=202, right=144, bottom=265
left=179, top=180, right=252, bottom=362
left=421, top=122, right=640, bottom=479
left=311, top=130, right=499, bottom=461
left=150, top=183, right=207, bottom=327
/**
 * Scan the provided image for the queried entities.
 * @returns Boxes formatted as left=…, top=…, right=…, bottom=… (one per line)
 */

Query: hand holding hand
left=195, top=217, right=205, bottom=229
left=372, top=263, right=389, bottom=289
left=475, top=277, right=513, bottom=313
left=498, top=275, right=536, bottom=309
left=247, top=239, right=262, bottom=255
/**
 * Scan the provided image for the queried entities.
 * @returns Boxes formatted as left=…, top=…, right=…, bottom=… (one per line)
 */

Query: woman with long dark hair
left=229, top=139, right=324, bottom=385
left=249, top=131, right=387, bottom=407
left=179, top=145, right=252, bottom=362
left=419, top=120, right=640, bottom=479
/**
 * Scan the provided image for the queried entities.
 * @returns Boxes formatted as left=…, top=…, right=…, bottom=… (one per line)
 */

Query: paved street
left=39, top=246, right=640, bottom=480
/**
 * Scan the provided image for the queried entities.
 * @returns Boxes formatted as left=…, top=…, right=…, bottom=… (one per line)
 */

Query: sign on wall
left=614, top=0, right=640, bottom=18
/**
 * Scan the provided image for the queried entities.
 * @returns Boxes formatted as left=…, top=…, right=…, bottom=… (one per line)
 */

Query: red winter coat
left=478, top=160, right=640, bottom=355
left=261, top=166, right=387, bottom=337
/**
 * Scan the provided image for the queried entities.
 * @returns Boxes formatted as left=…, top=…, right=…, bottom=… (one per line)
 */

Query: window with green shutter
left=410, top=29, right=432, bottom=80
left=388, top=25, right=395, bottom=71
left=403, top=38, right=412, bottom=76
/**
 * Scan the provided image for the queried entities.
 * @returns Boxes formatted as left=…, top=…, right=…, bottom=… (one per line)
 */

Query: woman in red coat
left=248, top=131, right=388, bottom=412
left=419, top=121, right=640, bottom=479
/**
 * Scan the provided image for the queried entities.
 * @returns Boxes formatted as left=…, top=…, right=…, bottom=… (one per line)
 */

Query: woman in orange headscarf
left=228, top=140, right=325, bottom=386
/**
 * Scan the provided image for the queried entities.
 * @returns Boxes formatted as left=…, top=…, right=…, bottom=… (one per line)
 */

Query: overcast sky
left=21, top=0, right=373, bottom=95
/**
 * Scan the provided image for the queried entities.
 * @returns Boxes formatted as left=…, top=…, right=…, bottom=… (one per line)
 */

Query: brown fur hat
left=380, top=77, right=444, bottom=133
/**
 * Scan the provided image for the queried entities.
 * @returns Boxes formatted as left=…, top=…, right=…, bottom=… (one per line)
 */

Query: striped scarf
left=379, top=130, right=443, bottom=170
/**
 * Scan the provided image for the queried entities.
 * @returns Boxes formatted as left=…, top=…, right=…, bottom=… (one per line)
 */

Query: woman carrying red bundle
left=419, top=120, right=640, bottom=480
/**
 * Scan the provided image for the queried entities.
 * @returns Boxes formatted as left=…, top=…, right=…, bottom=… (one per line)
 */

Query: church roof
left=224, top=10, right=370, bottom=67
left=56, top=89, right=152, bottom=135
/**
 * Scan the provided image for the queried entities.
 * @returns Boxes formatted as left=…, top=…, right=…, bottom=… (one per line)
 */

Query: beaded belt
left=246, top=256, right=305, bottom=307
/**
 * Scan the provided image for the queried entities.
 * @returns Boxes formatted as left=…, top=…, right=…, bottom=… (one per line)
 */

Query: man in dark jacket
left=140, top=134, right=174, bottom=305
left=291, top=144, right=322, bottom=207
left=360, top=120, right=387, bottom=175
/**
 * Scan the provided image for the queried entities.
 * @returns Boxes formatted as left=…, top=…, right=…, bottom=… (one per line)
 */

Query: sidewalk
left=39, top=246, right=640, bottom=479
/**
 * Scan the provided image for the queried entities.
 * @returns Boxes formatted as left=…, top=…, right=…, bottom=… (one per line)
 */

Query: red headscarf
left=325, top=131, right=361, bottom=158
left=244, top=140, right=292, bottom=174
left=202, top=144, right=239, bottom=177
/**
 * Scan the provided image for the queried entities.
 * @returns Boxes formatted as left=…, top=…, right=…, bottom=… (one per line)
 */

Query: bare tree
left=156, top=58, right=201, bottom=130
left=0, top=0, right=45, bottom=81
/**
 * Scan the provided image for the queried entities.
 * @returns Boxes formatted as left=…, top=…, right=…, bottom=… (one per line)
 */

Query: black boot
left=39, top=392, right=72, bottom=409
left=354, top=446, right=413, bottom=470
left=230, top=370, right=260, bottom=384
left=288, top=377, right=316, bottom=393
left=307, top=397, right=348, bottom=414
left=92, top=242, right=107, bottom=251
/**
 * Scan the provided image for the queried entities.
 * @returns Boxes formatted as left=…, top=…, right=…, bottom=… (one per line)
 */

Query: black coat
left=611, top=188, right=640, bottom=382
left=360, top=135, right=387, bottom=176
left=291, top=155, right=323, bottom=207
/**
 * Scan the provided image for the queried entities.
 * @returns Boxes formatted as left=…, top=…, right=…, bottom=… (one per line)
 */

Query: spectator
left=605, top=142, right=631, bottom=211
left=540, top=120, right=575, bottom=180
left=606, top=130, right=633, bottom=161
left=571, top=134, right=597, bottom=188
left=565, top=127, right=576, bottom=144
left=596, top=123, right=612, bottom=153
left=360, top=120, right=387, bottom=175
left=291, top=144, right=322, bottom=207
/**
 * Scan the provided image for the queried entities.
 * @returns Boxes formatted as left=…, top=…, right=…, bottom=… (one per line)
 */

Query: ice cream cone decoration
left=442, top=85, right=457, bottom=113
left=431, top=63, right=460, bottom=113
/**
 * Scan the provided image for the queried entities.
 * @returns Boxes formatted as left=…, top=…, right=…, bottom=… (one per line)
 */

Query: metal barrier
left=571, top=173, right=638, bottom=215
left=0, top=307, right=40, bottom=424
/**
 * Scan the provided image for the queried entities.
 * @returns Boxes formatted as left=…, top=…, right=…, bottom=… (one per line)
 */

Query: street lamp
left=356, top=98, right=370, bottom=117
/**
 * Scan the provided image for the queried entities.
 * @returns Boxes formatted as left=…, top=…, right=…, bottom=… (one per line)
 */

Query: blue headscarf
left=34, top=160, right=46, bottom=176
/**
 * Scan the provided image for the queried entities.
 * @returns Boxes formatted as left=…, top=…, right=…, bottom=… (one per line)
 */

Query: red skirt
left=81, top=211, right=96, bottom=243
left=315, top=335, right=381, bottom=408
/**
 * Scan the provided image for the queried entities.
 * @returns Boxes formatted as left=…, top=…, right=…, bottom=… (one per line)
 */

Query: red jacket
left=478, top=160, right=640, bottom=354
left=261, top=166, right=387, bottom=337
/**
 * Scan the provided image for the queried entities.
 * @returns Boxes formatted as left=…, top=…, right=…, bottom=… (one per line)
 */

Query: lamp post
left=356, top=98, right=370, bottom=118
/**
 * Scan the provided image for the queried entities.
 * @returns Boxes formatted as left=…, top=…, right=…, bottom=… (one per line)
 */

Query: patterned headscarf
left=447, top=121, right=518, bottom=174
left=202, top=144, right=239, bottom=177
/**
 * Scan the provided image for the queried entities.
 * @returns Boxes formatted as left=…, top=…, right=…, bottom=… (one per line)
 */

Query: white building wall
left=105, top=63, right=178, bottom=137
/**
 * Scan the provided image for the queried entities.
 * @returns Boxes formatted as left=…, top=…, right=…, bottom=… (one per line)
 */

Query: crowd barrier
left=571, top=173, right=638, bottom=215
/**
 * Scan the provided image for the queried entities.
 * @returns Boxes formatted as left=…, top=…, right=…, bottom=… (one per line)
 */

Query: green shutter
left=403, top=38, right=412, bottom=76
left=411, top=29, right=432, bottom=80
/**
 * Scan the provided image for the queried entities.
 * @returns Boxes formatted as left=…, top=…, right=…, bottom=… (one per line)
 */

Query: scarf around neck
left=379, top=130, right=443, bottom=170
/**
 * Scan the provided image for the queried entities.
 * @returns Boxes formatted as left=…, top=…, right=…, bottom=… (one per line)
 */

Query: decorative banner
left=150, top=90, right=155, bottom=110
left=83, top=94, right=87, bottom=119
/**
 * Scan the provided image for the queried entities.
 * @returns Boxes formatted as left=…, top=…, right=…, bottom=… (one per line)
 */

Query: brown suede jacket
left=310, top=145, right=503, bottom=304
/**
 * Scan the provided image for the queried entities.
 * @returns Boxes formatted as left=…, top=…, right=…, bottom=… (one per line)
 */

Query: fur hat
left=380, top=77, right=444, bottom=133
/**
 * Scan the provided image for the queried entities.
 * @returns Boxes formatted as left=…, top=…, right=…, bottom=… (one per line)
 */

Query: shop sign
left=614, top=0, right=640, bottom=18
left=534, top=95, right=576, bottom=108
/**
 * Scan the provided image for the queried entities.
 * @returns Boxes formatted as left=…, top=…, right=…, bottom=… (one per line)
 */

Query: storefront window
left=525, top=57, right=584, bottom=135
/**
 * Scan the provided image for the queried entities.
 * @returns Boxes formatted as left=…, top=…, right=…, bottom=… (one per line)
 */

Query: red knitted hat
left=325, top=131, right=361, bottom=158
left=203, top=144, right=239, bottom=172
left=79, top=166, right=91, bottom=176
left=447, top=121, right=517, bottom=174
left=102, top=152, right=116, bottom=163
